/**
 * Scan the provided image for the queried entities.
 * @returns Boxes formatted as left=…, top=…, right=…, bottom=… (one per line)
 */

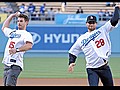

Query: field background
left=0, top=56, right=120, bottom=79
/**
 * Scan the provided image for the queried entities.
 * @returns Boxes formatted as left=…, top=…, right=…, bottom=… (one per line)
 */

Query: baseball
left=18, top=12, right=21, bottom=15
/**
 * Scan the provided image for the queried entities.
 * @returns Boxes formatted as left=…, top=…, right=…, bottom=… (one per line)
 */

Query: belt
left=90, top=59, right=108, bottom=70
left=98, top=62, right=108, bottom=69
left=97, top=58, right=108, bottom=69
left=4, top=64, right=22, bottom=71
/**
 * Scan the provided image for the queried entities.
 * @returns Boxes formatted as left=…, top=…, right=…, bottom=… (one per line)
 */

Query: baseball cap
left=86, top=15, right=97, bottom=23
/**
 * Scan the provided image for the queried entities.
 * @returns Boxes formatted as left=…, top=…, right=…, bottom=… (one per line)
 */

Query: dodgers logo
left=81, top=31, right=101, bottom=47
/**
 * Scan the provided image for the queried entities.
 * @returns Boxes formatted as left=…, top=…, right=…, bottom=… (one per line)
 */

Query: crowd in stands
left=97, top=9, right=114, bottom=21
left=98, top=2, right=120, bottom=21
left=106, top=2, right=117, bottom=7
left=0, top=2, right=119, bottom=22
left=76, top=6, right=83, bottom=14
left=18, top=2, right=62, bottom=21
left=0, top=2, right=19, bottom=14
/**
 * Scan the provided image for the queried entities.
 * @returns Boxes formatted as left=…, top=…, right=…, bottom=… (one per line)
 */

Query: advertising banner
left=55, top=13, right=99, bottom=25
left=27, top=25, right=88, bottom=52
left=0, top=24, right=120, bottom=53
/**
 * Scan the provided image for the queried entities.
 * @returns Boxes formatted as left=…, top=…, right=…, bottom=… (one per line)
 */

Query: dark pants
left=86, top=64, right=114, bottom=86
left=3, top=64, right=22, bottom=86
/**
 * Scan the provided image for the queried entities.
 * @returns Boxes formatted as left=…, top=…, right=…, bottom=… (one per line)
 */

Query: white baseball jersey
left=2, top=27, right=33, bottom=70
left=69, top=20, right=118, bottom=68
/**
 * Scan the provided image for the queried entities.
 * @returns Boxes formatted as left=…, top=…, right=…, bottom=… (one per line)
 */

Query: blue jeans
left=86, top=64, right=113, bottom=86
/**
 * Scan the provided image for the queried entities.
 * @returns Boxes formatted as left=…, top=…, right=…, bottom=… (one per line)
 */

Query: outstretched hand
left=12, top=11, right=21, bottom=17
left=9, top=11, right=21, bottom=18
left=9, top=48, right=17, bottom=56
left=68, top=63, right=76, bottom=73
left=1, top=11, right=21, bottom=31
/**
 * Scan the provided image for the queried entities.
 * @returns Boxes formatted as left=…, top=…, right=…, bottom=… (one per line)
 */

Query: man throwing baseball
left=1, top=12, right=33, bottom=86
left=68, top=4, right=120, bottom=86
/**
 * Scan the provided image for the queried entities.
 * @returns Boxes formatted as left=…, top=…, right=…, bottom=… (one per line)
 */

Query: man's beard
left=18, top=26, right=23, bottom=30
left=88, top=27, right=96, bottom=31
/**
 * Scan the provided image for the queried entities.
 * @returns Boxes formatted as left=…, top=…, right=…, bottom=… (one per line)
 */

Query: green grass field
left=0, top=57, right=120, bottom=78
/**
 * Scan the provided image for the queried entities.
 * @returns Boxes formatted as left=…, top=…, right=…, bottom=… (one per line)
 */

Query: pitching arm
left=2, top=12, right=19, bottom=32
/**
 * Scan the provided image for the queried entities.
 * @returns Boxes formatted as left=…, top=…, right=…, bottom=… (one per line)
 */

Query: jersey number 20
left=95, top=38, right=105, bottom=48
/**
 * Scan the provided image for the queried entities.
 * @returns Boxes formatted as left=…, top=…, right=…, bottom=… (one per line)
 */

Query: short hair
left=18, top=13, right=29, bottom=22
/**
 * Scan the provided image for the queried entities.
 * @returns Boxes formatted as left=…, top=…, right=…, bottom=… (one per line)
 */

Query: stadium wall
left=0, top=23, right=120, bottom=57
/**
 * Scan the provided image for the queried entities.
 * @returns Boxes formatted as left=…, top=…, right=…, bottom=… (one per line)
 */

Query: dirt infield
left=0, top=78, right=120, bottom=86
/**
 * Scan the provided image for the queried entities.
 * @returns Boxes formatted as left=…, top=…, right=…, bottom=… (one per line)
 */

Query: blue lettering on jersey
left=81, top=31, right=101, bottom=47
left=10, top=32, right=21, bottom=39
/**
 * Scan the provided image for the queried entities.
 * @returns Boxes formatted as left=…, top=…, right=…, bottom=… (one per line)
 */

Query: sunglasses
left=88, top=21, right=96, bottom=24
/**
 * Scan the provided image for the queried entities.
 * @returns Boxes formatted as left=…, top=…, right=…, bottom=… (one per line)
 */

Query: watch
left=16, top=48, right=20, bottom=52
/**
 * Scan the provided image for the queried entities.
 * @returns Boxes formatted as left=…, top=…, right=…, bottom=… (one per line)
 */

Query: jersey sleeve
left=100, top=20, right=118, bottom=33
left=24, top=32, right=34, bottom=44
left=3, top=27, right=15, bottom=37
left=68, top=37, right=82, bottom=57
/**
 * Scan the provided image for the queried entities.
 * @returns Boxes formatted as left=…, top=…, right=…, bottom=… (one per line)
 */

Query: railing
left=28, top=13, right=55, bottom=21
left=28, top=14, right=114, bottom=22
